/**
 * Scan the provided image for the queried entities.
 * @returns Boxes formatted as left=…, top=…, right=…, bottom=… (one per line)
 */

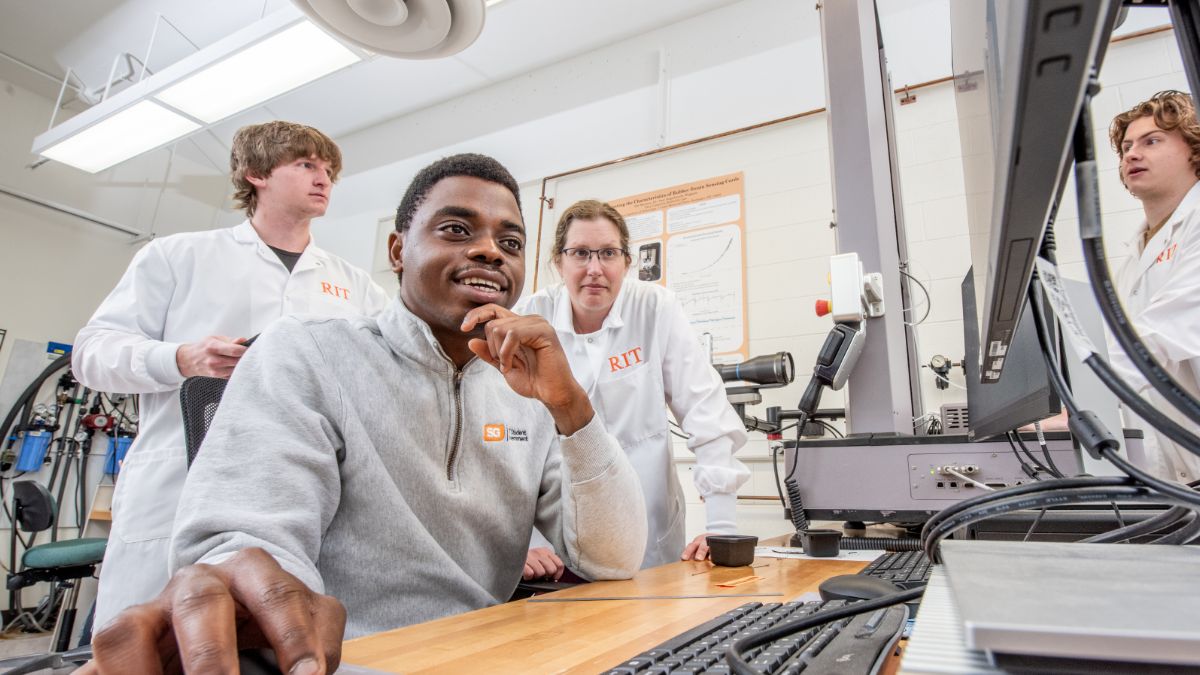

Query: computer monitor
left=951, top=0, right=1120, bottom=384
left=961, top=267, right=1059, bottom=440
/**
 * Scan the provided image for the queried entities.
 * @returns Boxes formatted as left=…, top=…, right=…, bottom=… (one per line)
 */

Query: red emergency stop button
left=815, top=299, right=831, bottom=317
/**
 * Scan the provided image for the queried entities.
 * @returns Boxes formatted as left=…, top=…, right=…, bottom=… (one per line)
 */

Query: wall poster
left=609, top=172, right=748, bottom=362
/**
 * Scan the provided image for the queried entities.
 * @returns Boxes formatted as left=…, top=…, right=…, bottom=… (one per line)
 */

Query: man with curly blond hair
left=74, top=121, right=387, bottom=626
left=1107, top=90, right=1200, bottom=483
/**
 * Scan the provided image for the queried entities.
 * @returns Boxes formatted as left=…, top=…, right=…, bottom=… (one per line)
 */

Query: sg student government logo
left=483, top=424, right=528, bottom=442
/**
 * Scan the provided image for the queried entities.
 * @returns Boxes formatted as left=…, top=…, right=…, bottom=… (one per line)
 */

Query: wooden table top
left=341, top=542, right=869, bottom=674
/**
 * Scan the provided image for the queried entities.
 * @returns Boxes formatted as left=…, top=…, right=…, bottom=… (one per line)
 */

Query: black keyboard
left=858, top=550, right=932, bottom=589
left=603, top=599, right=907, bottom=674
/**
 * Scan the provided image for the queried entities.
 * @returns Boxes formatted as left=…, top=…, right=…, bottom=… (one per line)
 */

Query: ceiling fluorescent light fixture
left=38, top=100, right=201, bottom=174
left=32, top=9, right=364, bottom=173
left=156, top=20, right=359, bottom=123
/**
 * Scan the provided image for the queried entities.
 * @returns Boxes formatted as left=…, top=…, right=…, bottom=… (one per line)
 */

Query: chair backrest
left=12, top=480, right=57, bottom=533
left=179, top=336, right=257, bottom=468
left=179, top=376, right=229, bottom=468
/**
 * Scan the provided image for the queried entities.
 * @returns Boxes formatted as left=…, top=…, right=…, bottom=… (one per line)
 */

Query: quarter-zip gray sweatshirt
left=170, top=299, right=647, bottom=638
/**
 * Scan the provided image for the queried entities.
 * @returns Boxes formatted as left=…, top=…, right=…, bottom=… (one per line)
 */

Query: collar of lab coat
left=547, top=279, right=629, bottom=335
left=231, top=219, right=329, bottom=271
left=1128, top=180, right=1200, bottom=280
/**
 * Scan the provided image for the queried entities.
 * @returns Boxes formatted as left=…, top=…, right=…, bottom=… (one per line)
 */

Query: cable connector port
left=935, top=464, right=979, bottom=475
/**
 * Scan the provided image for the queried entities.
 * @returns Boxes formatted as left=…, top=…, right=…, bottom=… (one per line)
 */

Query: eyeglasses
left=560, top=247, right=628, bottom=265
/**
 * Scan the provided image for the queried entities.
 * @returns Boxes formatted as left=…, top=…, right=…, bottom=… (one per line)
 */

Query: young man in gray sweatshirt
left=81, top=154, right=648, bottom=675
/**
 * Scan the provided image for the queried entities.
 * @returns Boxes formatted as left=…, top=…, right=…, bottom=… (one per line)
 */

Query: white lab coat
left=516, top=280, right=750, bottom=568
left=73, top=221, right=389, bottom=626
left=1109, top=181, right=1200, bottom=483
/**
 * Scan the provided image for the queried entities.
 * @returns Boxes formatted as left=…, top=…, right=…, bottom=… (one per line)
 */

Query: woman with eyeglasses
left=514, top=199, right=750, bottom=578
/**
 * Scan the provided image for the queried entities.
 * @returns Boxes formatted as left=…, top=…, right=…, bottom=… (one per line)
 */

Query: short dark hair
left=394, top=153, right=521, bottom=232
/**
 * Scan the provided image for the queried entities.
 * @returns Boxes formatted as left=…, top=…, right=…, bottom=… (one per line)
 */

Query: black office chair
left=180, top=375, right=231, bottom=467
left=5, top=480, right=106, bottom=654
left=179, top=336, right=258, bottom=466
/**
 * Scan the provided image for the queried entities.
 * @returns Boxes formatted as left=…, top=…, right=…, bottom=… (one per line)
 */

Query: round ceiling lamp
left=292, top=0, right=486, bottom=59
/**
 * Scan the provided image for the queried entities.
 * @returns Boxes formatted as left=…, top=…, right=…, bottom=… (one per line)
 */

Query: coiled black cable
left=783, top=476, right=811, bottom=531
left=839, top=536, right=921, bottom=551
left=1079, top=505, right=1191, bottom=543
left=1150, top=510, right=1200, bottom=545
left=922, top=484, right=1164, bottom=561
left=919, top=476, right=1135, bottom=561
left=786, top=476, right=921, bottom=550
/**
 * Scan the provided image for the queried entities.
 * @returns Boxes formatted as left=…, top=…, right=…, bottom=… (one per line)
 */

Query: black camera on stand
left=715, top=352, right=795, bottom=431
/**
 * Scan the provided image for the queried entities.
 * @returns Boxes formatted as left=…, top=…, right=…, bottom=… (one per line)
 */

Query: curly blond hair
left=230, top=121, right=342, bottom=216
left=1110, top=90, right=1200, bottom=185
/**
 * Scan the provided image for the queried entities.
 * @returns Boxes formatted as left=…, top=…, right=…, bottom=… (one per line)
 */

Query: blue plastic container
left=105, top=436, right=134, bottom=476
left=15, top=430, right=52, bottom=472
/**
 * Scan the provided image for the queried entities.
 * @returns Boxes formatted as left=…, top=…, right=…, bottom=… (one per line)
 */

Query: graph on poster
left=668, top=225, right=743, bottom=354
left=608, top=173, right=748, bottom=359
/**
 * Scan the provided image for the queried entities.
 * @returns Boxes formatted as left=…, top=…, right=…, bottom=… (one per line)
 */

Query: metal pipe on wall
left=0, top=184, right=143, bottom=238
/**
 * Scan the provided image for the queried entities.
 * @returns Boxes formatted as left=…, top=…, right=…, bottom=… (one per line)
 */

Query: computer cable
left=919, top=474, right=1134, bottom=542
left=1080, top=346, right=1200, bottom=455
left=1022, top=435, right=1063, bottom=477
left=725, top=586, right=924, bottom=675
left=1072, top=95, right=1200, bottom=428
left=813, top=419, right=843, bottom=438
left=1033, top=420, right=1066, bottom=478
left=1032, top=271, right=1200, bottom=451
left=1005, top=431, right=1052, bottom=480
left=1080, top=505, right=1191, bottom=543
left=1007, top=431, right=1055, bottom=479
left=1027, top=284, right=1200, bottom=511
left=920, top=482, right=1134, bottom=558
left=1098, top=446, right=1200, bottom=509
left=1022, top=508, right=1047, bottom=542
left=1029, top=282, right=1200, bottom=503
left=921, top=484, right=1168, bottom=561
left=943, top=466, right=995, bottom=491
left=1149, top=510, right=1200, bottom=545
left=899, top=267, right=932, bottom=327
left=1035, top=222, right=1078, bottom=399
left=770, top=442, right=790, bottom=523
left=1080, top=234, right=1200, bottom=425
left=1028, top=282, right=1200, bottom=456
left=1025, top=281, right=1200, bottom=546
left=918, top=475, right=1137, bottom=561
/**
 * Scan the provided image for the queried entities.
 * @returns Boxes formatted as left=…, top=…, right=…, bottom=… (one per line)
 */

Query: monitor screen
left=962, top=267, right=1060, bottom=440
left=951, top=0, right=1119, bottom=384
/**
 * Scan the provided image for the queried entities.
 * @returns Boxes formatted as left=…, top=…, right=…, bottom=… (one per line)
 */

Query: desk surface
left=341, top=543, right=869, bottom=674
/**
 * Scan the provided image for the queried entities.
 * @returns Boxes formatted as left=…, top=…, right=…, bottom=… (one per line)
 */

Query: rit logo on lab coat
left=609, top=347, right=644, bottom=372
left=320, top=282, right=350, bottom=300
left=1156, top=243, right=1179, bottom=264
